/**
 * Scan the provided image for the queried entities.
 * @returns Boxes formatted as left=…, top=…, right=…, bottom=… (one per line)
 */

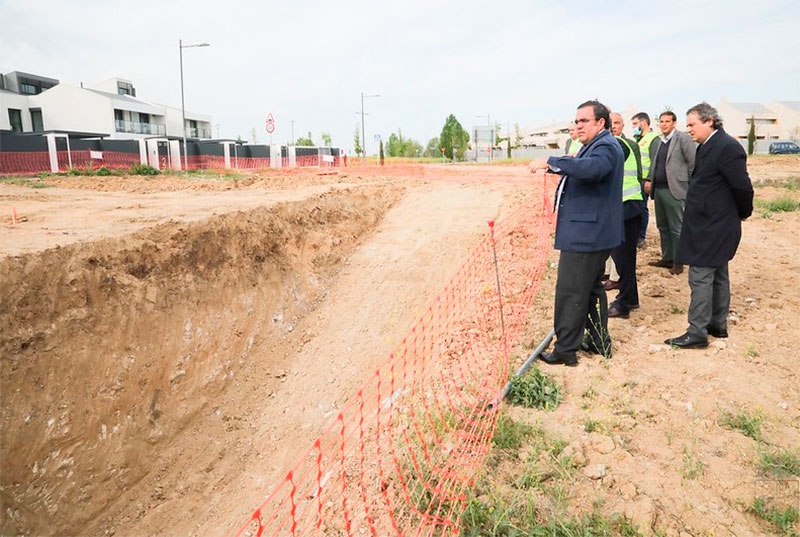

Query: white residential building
left=1, top=70, right=212, bottom=140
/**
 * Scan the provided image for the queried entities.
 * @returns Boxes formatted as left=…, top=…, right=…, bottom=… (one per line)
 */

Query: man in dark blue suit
left=528, top=100, right=624, bottom=366
left=665, top=102, right=753, bottom=348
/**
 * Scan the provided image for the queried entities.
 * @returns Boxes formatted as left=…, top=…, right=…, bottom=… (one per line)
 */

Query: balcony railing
left=114, top=119, right=166, bottom=136
left=187, top=127, right=213, bottom=139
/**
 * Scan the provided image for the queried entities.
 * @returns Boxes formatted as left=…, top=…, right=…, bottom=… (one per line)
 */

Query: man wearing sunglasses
left=528, top=100, right=624, bottom=366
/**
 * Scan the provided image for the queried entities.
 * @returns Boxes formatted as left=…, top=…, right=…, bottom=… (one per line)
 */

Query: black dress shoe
left=648, top=259, right=673, bottom=268
left=669, top=263, right=684, bottom=275
left=580, top=341, right=610, bottom=356
left=603, top=279, right=619, bottom=291
left=608, top=305, right=630, bottom=319
left=707, top=325, right=728, bottom=338
left=539, top=351, right=578, bottom=367
left=664, top=332, right=709, bottom=349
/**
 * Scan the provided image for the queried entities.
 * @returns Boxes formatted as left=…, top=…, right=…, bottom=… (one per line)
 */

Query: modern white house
left=0, top=70, right=212, bottom=141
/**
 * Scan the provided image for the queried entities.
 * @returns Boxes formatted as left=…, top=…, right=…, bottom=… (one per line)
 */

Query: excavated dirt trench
left=0, top=185, right=404, bottom=536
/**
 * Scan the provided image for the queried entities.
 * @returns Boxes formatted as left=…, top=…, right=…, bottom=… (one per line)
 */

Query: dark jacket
left=546, top=129, right=624, bottom=253
left=676, top=129, right=753, bottom=267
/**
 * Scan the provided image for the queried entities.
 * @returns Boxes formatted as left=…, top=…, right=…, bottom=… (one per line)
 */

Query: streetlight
left=477, top=113, right=492, bottom=162
left=359, top=92, right=380, bottom=158
left=179, top=39, right=210, bottom=171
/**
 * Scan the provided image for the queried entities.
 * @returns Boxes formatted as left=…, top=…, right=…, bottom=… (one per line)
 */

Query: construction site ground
left=1, top=157, right=798, bottom=536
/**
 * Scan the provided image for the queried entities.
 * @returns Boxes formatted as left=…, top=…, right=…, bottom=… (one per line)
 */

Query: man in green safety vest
left=631, top=112, right=660, bottom=248
left=606, top=112, right=644, bottom=319
left=564, top=124, right=583, bottom=156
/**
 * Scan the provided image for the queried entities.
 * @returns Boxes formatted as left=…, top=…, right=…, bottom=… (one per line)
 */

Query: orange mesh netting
left=233, top=169, right=560, bottom=537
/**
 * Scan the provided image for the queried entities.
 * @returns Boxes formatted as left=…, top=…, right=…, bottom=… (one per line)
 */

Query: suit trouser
left=687, top=264, right=730, bottom=337
left=639, top=200, right=649, bottom=241
left=611, top=214, right=642, bottom=311
left=654, top=187, right=684, bottom=262
left=554, top=249, right=611, bottom=358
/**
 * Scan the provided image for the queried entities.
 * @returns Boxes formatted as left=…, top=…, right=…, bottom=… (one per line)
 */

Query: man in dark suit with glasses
left=528, top=100, right=624, bottom=366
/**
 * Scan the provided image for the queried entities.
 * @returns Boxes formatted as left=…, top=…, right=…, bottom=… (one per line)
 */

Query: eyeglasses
left=572, top=118, right=594, bottom=125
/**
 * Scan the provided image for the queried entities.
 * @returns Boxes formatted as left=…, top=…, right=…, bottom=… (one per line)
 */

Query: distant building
left=499, top=99, right=800, bottom=157
left=713, top=98, right=799, bottom=152
left=0, top=70, right=212, bottom=140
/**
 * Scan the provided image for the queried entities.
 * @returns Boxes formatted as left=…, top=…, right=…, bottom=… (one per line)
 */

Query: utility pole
left=359, top=92, right=380, bottom=158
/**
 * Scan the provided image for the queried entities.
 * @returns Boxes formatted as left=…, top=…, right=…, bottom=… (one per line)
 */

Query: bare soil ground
left=1, top=157, right=798, bottom=536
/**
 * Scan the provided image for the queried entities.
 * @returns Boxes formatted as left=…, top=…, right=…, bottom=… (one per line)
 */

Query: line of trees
left=351, top=114, right=472, bottom=159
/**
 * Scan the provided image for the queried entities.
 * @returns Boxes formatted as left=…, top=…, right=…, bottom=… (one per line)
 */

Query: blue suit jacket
left=546, top=129, right=624, bottom=253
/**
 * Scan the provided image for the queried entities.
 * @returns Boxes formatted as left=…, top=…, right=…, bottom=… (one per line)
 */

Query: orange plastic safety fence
left=233, top=172, right=559, bottom=537
left=58, top=150, right=143, bottom=170
left=0, top=151, right=54, bottom=174
left=0, top=151, right=345, bottom=174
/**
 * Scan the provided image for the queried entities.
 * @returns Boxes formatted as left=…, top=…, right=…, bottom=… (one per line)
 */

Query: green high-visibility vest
left=566, top=137, right=582, bottom=155
left=617, top=136, right=643, bottom=202
left=637, top=130, right=659, bottom=176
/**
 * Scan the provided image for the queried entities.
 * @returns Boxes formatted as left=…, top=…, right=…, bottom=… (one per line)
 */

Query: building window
left=30, top=109, right=43, bottom=132
left=17, top=76, right=55, bottom=95
left=8, top=109, right=23, bottom=132
left=117, top=81, right=136, bottom=97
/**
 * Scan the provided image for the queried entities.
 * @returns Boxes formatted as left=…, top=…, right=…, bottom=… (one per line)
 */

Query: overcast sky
left=2, top=0, right=798, bottom=153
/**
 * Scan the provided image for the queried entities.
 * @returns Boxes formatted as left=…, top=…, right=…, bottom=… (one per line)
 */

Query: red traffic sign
left=265, top=113, right=276, bottom=134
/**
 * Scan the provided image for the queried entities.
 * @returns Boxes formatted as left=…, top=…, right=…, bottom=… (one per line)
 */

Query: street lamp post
left=179, top=39, right=210, bottom=171
left=360, top=92, right=380, bottom=159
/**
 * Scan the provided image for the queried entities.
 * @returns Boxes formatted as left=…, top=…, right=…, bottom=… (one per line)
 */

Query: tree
left=386, top=129, right=423, bottom=158
left=424, top=136, right=441, bottom=158
left=747, top=116, right=756, bottom=156
left=296, top=131, right=314, bottom=146
left=353, top=125, right=363, bottom=157
left=514, top=123, right=523, bottom=149
left=379, top=140, right=385, bottom=166
left=439, top=114, right=470, bottom=160
left=321, top=132, right=332, bottom=147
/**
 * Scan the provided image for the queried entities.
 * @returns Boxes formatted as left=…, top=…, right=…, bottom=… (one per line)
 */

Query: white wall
left=767, top=101, right=800, bottom=141
left=28, top=84, right=114, bottom=135
left=0, top=91, right=32, bottom=131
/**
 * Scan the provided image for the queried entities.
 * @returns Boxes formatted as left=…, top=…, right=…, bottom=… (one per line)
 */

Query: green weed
left=755, top=196, right=799, bottom=213
left=759, top=449, right=800, bottom=477
left=719, top=408, right=763, bottom=441
left=506, top=366, right=562, bottom=410
left=750, top=497, right=799, bottom=535
left=492, top=413, right=534, bottom=452
left=0, top=176, right=50, bottom=188
left=681, top=445, right=705, bottom=480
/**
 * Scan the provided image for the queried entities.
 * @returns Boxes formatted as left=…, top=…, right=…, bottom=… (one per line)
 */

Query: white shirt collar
left=702, top=129, right=718, bottom=145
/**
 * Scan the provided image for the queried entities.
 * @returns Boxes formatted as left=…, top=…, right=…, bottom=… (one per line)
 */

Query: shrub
left=130, top=164, right=159, bottom=176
